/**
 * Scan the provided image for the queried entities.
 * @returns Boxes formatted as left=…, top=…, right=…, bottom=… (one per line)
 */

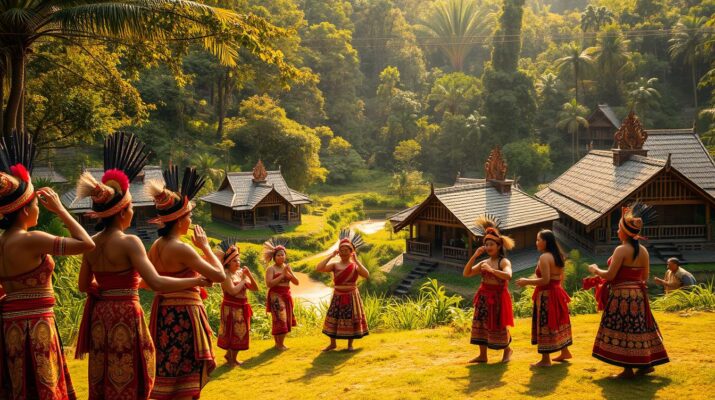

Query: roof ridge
left=435, top=182, right=488, bottom=194
left=646, top=128, right=695, bottom=134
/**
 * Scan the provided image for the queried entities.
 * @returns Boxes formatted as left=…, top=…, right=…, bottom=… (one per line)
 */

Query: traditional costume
left=322, top=229, right=369, bottom=339
left=589, top=203, right=669, bottom=368
left=217, top=240, right=252, bottom=351
left=263, top=239, right=297, bottom=336
left=73, top=132, right=156, bottom=399
left=531, top=265, right=572, bottom=354
left=0, top=132, right=76, bottom=399
left=470, top=216, right=514, bottom=349
left=145, top=166, right=214, bottom=400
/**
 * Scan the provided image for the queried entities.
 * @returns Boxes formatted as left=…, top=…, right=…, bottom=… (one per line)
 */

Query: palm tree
left=427, top=74, right=478, bottom=116
left=418, top=0, right=497, bottom=71
left=587, top=26, right=632, bottom=101
left=580, top=5, right=598, bottom=33
left=192, top=153, right=223, bottom=184
left=557, top=99, right=589, bottom=164
left=626, top=77, right=661, bottom=122
left=0, top=1, right=292, bottom=138
left=554, top=42, right=593, bottom=103
left=669, top=15, right=708, bottom=109
left=536, top=72, right=560, bottom=98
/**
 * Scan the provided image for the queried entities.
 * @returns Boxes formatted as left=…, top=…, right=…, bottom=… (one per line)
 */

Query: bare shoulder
left=119, top=234, right=145, bottom=251
left=639, top=244, right=649, bottom=257
left=539, top=252, right=555, bottom=263
left=500, top=257, right=512, bottom=267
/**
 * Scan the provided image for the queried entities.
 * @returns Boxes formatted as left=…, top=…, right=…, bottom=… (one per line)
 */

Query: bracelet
left=53, top=237, right=67, bottom=255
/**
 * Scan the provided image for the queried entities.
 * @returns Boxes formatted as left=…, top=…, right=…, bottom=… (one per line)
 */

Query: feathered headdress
left=0, top=131, right=36, bottom=220
left=146, top=165, right=206, bottom=226
left=338, top=228, right=364, bottom=251
left=262, top=237, right=288, bottom=264
left=216, top=237, right=240, bottom=267
left=75, top=132, right=149, bottom=219
left=619, top=200, right=656, bottom=241
left=475, top=214, right=515, bottom=251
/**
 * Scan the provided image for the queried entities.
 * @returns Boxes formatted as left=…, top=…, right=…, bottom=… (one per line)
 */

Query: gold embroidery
left=108, top=353, right=134, bottom=389
left=5, top=324, right=23, bottom=355
left=91, top=321, right=106, bottom=350
left=235, top=308, right=247, bottom=339
left=109, top=323, right=132, bottom=352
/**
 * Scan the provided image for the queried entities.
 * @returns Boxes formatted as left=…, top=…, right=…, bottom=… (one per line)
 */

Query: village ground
left=65, top=311, right=715, bottom=399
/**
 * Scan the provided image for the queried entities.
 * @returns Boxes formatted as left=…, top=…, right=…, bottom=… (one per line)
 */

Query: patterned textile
left=322, top=263, right=368, bottom=339
left=266, top=286, right=296, bottom=336
left=76, top=270, right=155, bottom=400
left=1, top=255, right=76, bottom=400
left=470, top=282, right=513, bottom=349
left=217, top=296, right=252, bottom=351
left=592, top=267, right=669, bottom=368
left=149, top=291, right=215, bottom=400
left=531, top=285, right=573, bottom=353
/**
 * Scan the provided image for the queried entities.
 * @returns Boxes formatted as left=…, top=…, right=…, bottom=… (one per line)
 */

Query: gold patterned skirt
left=217, top=296, right=252, bottom=351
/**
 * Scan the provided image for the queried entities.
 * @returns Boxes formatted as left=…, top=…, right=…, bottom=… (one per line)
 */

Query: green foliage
left=393, top=140, right=422, bottom=171
left=502, top=139, right=553, bottom=187
left=562, top=249, right=592, bottom=294
left=651, top=281, right=715, bottom=312
left=428, top=72, right=482, bottom=117
left=390, top=170, right=425, bottom=200
left=491, top=0, right=526, bottom=73
left=321, top=136, right=366, bottom=184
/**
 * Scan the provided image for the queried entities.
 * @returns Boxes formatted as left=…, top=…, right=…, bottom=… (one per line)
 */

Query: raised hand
left=191, top=225, right=209, bottom=249
left=36, top=187, right=64, bottom=214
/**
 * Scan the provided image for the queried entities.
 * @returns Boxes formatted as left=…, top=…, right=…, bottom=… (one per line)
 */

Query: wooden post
left=252, top=210, right=256, bottom=226
left=708, top=205, right=712, bottom=241
left=606, top=216, right=612, bottom=243
left=410, top=223, right=414, bottom=239
left=468, top=232, right=473, bottom=256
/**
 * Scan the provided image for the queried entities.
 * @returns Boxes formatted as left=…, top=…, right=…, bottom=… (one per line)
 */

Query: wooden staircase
left=269, top=224, right=285, bottom=234
left=393, top=260, right=438, bottom=296
left=650, top=243, right=684, bottom=263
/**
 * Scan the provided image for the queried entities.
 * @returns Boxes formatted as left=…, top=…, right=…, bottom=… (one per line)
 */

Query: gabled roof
left=589, top=104, right=621, bottom=127
left=643, top=128, right=715, bottom=197
left=390, top=182, right=559, bottom=235
left=61, top=166, right=163, bottom=212
left=33, top=166, right=68, bottom=184
left=536, top=150, right=715, bottom=229
left=200, top=170, right=311, bottom=210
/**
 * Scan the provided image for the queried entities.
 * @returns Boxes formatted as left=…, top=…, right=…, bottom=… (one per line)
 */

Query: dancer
left=74, top=132, right=210, bottom=399
left=317, top=229, right=369, bottom=351
left=516, top=230, right=573, bottom=366
left=462, top=215, right=514, bottom=363
left=146, top=165, right=226, bottom=399
left=264, top=239, right=299, bottom=350
left=0, top=131, right=95, bottom=399
left=217, top=239, right=258, bottom=366
left=588, top=202, right=669, bottom=378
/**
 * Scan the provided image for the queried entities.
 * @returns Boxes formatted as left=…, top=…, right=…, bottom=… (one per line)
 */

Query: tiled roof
left=391, top=182, right=559, bottom=235
left=200, top=170, right=311, bottom=210
left=61, top=166, right=163, bottom=212
left=644, top=128, right=715, bottom=196
left=536, top=151, right=667, bottom=227
left=591, top=104, right=620, bottom=127
left=33, top=166, right=68, bottom=184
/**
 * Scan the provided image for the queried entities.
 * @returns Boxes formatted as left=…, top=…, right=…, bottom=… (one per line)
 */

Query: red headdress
left=0, top=132, right=36, bottom=220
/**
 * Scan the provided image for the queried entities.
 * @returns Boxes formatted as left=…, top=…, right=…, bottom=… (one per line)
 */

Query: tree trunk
left=216, top=71, right=225, bottom=139
left=16, top=85, right=24, bottom=133
left=574, top=63, right=579, bottom=103
left=4, top=47, right=25, bottom=137
left=692, top=62, right=698, bottom=110
left=571, top=128, right=575, bottom=165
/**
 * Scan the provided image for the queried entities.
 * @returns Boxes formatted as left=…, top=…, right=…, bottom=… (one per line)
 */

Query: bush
left=651, top=281, right=715, bottom=312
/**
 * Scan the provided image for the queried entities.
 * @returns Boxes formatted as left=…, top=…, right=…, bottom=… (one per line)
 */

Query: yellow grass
left=66, top=311, right=715, bottom=399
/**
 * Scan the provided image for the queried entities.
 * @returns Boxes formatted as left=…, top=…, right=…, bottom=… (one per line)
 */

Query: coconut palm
left=669, top=15, right=709, bottom=109
left=418, top=0, right=497, bottom=71
left=0, top=1, right=293, bottom=138
left=587, top=26, right=632, bottom=101
left=554, top=42, right=593, bottom=103
left=626, top=77, right=661, bottom=122
left=557, top=99, right=589, bottom=164
left=536, top=72, right=560, bottom=98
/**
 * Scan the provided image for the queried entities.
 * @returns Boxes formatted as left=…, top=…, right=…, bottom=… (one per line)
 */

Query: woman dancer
left=264, top=239, right=299, bottom=350
left=462, top=215, right=514, bottom=363
left=516, top=230, right=573, bottom=366
left=0, top=132, right=95, bottom=399
left=74, top=132, right=210, bottom=399
left=146, top=165, right=226, bottom=399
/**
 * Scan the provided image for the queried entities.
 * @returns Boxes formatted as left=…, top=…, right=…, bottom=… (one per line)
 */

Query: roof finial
left=665, top=153, right=672, bottom=170
left=430, top=182, right=434, bottom=194
left=485, top=146, right=508, bottom=181
left=614, top=111, right=648, bottom=150
left=252, top=159, right=268, bottom=183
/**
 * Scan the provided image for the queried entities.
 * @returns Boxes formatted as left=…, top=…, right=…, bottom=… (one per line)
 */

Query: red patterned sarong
left=149, top=290, right=215, bottom=400
left=266, top=286, right=296, bottom=336
left=1, top=256, right=76, bottom=400
left=322, top=263, right=368, bottom=339
left=75, top=270, right=155, bottom=399
left=218, top=295, right=252, bottom=351
left=592, top=267, right=669, bottom=368
left=471, top=281, right=514, bottom=349
left=531, top=277, right=572, bottom=354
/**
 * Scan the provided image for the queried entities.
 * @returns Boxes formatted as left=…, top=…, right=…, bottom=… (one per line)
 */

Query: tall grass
left=651, top=281, right=715, bottom=312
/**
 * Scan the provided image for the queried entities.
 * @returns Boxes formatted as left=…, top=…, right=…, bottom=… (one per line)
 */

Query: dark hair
left=627, top=236, right=640, bottom=261
left=94, top=215, right=118, bottom=233
left=0, top=210, right=20, bottom=230
left=538, top=230, right=564, bottom=268
left=157, top=219, right=178, bottom=237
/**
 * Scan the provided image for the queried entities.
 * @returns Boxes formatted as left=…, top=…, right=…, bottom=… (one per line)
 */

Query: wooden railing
left=407, top=239, right=431, bottom=257
left=443, top=245, right=468, bottom=261
left=610, top=224, right=706, bottom=241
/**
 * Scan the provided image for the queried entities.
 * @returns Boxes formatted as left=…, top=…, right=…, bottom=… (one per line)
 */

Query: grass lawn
left=309, top=170, right=394, bottom=196
left=65, top=311, right=715, bottom=399
left=205, top=214, right=325, bottom=243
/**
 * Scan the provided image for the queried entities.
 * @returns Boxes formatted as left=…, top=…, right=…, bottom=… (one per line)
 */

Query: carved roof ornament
left=485, top=146, right=508, bottom=181
left=252, top=159, right=268, bottom=183
left=614, top=111, right=648, bottom=150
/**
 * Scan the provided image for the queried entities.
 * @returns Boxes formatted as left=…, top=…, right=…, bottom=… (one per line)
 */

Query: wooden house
left=537, top=112, right=715, bottom=256
left=389, top=147, right=560, bottom=267
left=200, top=160, right=311, bottom=229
